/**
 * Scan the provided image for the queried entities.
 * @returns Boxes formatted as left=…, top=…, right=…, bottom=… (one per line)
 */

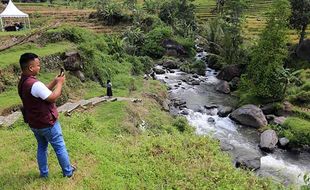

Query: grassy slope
left=0, top=42, right=74, bottom=69
left=0, top=79, right=281, bottom=190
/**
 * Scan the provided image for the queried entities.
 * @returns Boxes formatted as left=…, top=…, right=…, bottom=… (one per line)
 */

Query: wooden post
left=0, top=17, right=4, bottom=32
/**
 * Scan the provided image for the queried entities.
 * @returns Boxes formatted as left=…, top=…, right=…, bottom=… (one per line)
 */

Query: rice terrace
left=0, top=0, right=309, bottom=189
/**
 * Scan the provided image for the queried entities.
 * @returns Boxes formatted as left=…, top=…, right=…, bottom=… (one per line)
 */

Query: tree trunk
left=299, top=24, right=307, bottom=45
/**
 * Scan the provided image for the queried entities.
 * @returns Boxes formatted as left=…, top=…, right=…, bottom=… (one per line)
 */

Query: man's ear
left=28, top=63, right=34, bottom=72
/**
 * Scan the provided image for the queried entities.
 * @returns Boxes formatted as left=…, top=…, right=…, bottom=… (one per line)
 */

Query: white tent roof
left=0, top=0, right=28, bottom=18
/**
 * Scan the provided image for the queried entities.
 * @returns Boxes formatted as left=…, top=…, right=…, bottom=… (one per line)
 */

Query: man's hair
left=19, top=53, right=38, bottom=71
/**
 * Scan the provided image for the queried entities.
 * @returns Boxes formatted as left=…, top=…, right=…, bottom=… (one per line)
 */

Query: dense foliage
left=241, top=0, right=291, bottom=101
left=289, top=0, right=310, bottom=44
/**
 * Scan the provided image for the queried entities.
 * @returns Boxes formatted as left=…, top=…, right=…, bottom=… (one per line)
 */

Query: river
left=155, top=50, right=310, bottom=188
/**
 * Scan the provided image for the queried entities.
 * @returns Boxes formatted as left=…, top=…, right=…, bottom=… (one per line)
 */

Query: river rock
left=153, top=68, right=165, bottom=74
left=260, top=130, right=278, bottom=151
left=162, top=39, right=187, bottom=57
left=261, top=103, right=277, bottom=115
left=216, top=80, right=230, bottom=94
left=265, top=115, right=276, bottom=123
left=220, top=141, right=234, bottom=151
left=229, top=77, right=240, bottom=91
left=165, top=49, right=178, bottom=57
left=230, top=104, right=268, bottom=128
left=196, top=46, right=204, bottom=53
left=279, top=137, right=290, bottom=147
left=273, top=116, right=287, bottom=126
left=192, top=73, right=199, bottom=78
left=180, top=110, right=189, bottom=115
left=173, top=99, right=186, bottom=107
left=234, top=148, right=261, bottom=171
left=218, top=106, right=233, bottom=117
left=207, top=117, right=215, bottom=123
left=191, top=79, right=200, bottom=85
left=217, top=64, right=245, bottom=82
left=162, top=60, right=179, bottom=69
left=204, top=104, right=218, bottom=109
left=275, top=101, right=293, bottom=117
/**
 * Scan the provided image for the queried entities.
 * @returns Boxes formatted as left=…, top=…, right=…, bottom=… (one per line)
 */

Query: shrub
left=141, top=25, right=173, bottom=58
left=282, top=117, right=310, bottom=146
left=143, top=0, right=162, bottom=14
left=172, top=116, right=194, bottom=133
left=287, top=69, right=310, bottom=107
left=138, top=56, right=154, bottom=74
left=123, top=26, right=145, bottom=55
left=96, top=1, right=127, bottom=25
left=173, top=36, right=196, bottom=57
left=123, top=55, right=144, bottom=75
left=180, top=60, right=206, bottom=75
left=41, top=26, right=98, bottom=44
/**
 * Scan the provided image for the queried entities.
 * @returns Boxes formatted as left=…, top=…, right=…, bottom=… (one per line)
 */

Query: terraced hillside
left=195, top=0, right=310, bottom=43
left=0, top=3, right=127, bottom=34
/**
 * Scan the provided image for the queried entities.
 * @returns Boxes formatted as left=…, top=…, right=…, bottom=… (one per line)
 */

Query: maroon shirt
left=18, top=75, right=58, bottom=129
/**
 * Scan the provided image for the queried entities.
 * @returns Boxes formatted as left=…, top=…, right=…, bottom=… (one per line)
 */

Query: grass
left=0, top=79, right=282, bottom=189
left=0, top=42, right=75, bottom=69
left=0, top=30, right=34, bottom=37
left=282, top=117, right=310, bottom=146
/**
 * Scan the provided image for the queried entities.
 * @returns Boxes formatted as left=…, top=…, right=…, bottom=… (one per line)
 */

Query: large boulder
left=63, top=51, right=83, bottom=71
left=162, top=39, right=187, bottom=57
left=70, top=70, right=86, bottom=82
left=279, top=137, right=290, bottom=147
left=260, top=130, right=278, bottom=152
left=162, top=60, right=179, bottom=69
left=234, top=147, right=261, bottom=171
left=216, top=80, right=230, bottom=94
left=275, top=101, right=293, bottom=117
left=218, top=106, right=233, bottom=117
left=230, top=104, right=268, bottom=128
left=296, top=39, right=310, bottom=61
left=153, top=68, right=165, bottom=74
left=261, top=103, right=277, bottom=115
left=217, top=64, right=245, bottom=81
left=273, top=116, right=287, bottom=126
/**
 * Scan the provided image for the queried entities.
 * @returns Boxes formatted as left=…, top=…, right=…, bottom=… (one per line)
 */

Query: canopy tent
left=0, top=0, right=31, bottom=31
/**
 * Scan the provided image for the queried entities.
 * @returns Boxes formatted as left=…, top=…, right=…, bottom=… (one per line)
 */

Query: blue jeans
left=31, top=121, right=73, bottom=177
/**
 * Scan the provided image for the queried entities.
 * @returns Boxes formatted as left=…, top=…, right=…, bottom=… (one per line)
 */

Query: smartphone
left=59, top=68, right=64, bottom=77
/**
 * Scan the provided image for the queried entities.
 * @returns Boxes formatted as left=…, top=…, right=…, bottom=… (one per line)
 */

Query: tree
left=289, top=0, right=310, bottom=44
left=222, top=0, right=247, bottom=51
left=243, top=0, right=291, bottom=100
left=159, top=0, right=196, bottom=37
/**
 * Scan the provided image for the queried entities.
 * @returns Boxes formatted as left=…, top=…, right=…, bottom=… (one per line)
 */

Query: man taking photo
left=18, top=53, right=75, bottom=178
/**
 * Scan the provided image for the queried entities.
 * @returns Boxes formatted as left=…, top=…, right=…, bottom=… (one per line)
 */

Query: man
left=18, top=53, right=75, bottom=178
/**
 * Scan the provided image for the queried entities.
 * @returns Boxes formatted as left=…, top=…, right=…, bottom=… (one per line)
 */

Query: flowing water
left=155, top=51, right=310, bottom=188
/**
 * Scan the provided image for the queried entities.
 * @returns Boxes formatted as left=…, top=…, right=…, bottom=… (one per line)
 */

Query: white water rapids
left=154, top=51, right=310, bottom=188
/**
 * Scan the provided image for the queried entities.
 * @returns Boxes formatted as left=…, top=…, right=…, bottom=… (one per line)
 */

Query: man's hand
left=46, top=75, right=66, bottom=103
left=56, top=75, right=66, bottom=85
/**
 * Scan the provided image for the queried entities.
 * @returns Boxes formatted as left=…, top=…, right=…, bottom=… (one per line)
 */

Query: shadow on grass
left=0, top=171, right=52, bottom=188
